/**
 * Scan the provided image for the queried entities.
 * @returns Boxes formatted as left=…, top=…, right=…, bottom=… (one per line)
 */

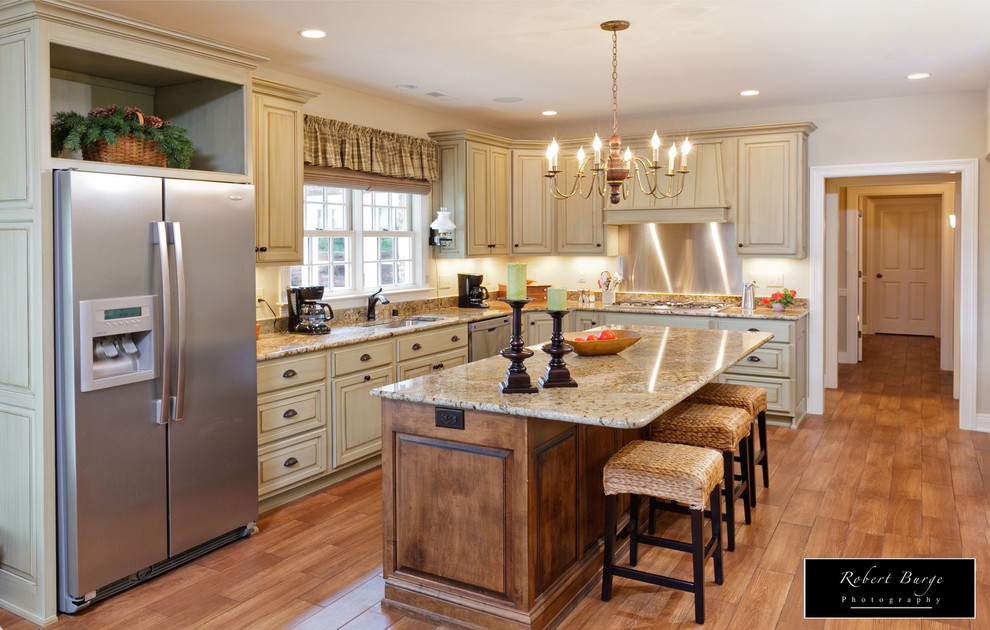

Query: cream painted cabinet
left=523, top=311, right=561, bottom=346
left=556, top=154, right=606, bottom=254
left=510, top=150, right=553, bottom=254
left=735, top=130, right=810, bottom=258
left=252, top=79, right=317, bottom=264
left=333, top=365, right=393, bottom=467
left=430, top=131, right=511, bottom=257
left=397, top=348, right=469, bottom=380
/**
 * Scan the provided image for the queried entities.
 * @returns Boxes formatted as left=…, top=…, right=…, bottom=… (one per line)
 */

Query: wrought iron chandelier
left=545, top=20, right=691, bottom=205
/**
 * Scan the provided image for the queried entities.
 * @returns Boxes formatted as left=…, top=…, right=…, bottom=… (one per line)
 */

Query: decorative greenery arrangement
left=51, top=105, right=194, bottom=169
left=762, top=288, right=797, bottom=308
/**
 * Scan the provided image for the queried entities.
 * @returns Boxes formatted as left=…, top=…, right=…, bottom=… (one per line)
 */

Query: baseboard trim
left=975, top=414, right=990, bottom=434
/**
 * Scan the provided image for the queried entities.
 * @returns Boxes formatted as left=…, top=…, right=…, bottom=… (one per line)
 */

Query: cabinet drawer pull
left=436, top=363, right=444, bottom=369
left=282, top=369, right=297, bottom=378
left=282, top=408, right=297, bottom=418
left=451, top=335, right=459, bottom=342
left=363, top=375, right=371, bottom=381
left=360, top=353, right=372, bottom=362
left=283, top=457, right=298, bottom=467
left=412, top=343, right=422, bottom=351
left=747, top=355, right=761, bottom=362
left=747, top=328, right=760, bottom=333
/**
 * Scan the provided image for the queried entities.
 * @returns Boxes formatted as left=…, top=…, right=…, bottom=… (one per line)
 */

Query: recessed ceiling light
left=494, top=97, right=522, bottom=103
left=395, top=84, right=417, bottom=90
left=299, top=29, right=326, bottom=39
left=542, top=110, right=558, bottom=116
left=906, top=73, right=930, bottom=80
left=425, top=91, right=457, bottom=101
left=739, top=90, right=760, bottom=97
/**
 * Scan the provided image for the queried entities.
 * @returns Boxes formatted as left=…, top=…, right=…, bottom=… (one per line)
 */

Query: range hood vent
left=604, top=138, right=729, bottom=225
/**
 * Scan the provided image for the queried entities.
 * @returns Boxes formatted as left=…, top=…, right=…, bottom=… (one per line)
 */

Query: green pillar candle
left=506, top=263, right=527, bottom=300
left=547, top=287, right=567, bottom=311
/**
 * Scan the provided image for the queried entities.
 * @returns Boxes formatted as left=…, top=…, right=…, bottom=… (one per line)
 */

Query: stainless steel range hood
left=617, top=223, right=742, bottom=296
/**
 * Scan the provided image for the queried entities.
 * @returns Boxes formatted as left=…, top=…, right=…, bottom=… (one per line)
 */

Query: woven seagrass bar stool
left=687, top=382, right=769, bottom=508
left=602, top=440, right=723, bottom=624
left=649, top=402, right=752, bottom=551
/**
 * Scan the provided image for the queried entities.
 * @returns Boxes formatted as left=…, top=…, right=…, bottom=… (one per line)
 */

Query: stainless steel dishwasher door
left=467, top=316, right=512, bottom=361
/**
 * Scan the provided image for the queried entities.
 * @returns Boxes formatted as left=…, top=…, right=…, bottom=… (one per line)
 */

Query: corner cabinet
left=734, top=124, right=815, bottom=258
left=252, top=79, right=318, bottom=264
left=430, top=130, right=511, bottom=257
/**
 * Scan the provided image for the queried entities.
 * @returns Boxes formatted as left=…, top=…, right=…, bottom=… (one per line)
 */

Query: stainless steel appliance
left=458, top=273, right=489, bottom=308
left=468, top=316, right=511, bottom=361
left=611, top=298, right=730, bottom=313
left=618, top=223, right=742, bottom=295
left=54, top=170, right=258, bottom=612
left=287, top=286, right=334, bottom=333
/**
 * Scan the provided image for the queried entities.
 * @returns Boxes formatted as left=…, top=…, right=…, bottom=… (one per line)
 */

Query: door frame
left=810, top=159, right=978, bottom=432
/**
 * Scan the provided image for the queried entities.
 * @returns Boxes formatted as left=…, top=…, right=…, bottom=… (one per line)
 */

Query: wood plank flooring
left=3, top=334, right=987, bottom=630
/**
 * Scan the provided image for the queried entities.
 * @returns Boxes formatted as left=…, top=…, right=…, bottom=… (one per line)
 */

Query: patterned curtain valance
left=303, top=115, right=440, bottom=182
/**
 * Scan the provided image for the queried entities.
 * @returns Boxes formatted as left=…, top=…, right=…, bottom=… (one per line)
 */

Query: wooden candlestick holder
left=538, top=310, right=578, bottom=388
left=497, top=297, right=538, bottom=394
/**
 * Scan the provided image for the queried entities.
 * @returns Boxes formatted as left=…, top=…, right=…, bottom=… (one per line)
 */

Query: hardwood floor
left=2, top=334, right=987, bottom=630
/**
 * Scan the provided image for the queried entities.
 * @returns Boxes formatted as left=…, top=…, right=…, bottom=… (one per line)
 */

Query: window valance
left=303, top=115, right=440, bottom=182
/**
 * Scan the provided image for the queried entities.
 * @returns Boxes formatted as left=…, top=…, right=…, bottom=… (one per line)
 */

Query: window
left=288, top=184, right=425, bottom=297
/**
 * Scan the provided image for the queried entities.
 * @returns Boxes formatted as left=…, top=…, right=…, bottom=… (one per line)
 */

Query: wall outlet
left=438, top=274, right=452, bottom=290
left=766, top=273, right=784, bottom=287
left=577, top=271, right=586, bottom=283
left=255, top=288, right=264, bottom=303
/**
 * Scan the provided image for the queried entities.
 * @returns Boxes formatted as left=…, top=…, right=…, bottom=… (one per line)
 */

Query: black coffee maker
left=287, top=286, right=334, bottom=334
left=458, top=273, right=489, bottom=308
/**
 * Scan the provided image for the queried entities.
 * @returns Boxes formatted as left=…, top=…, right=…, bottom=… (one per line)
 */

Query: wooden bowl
left=562, top=330, right=641, bottom=356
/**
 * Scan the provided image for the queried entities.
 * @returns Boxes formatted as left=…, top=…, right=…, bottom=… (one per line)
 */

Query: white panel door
left=867, top=196, right=940, bottom=336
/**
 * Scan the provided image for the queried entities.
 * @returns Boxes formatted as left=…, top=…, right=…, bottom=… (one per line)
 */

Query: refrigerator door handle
left=169, top=222, right=187, bottom=422
left=153, top=221, right=172, bottom=425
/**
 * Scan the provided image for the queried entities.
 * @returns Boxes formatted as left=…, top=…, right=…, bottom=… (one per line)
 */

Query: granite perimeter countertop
left=371, top=325, right=774, bottom=429
left=257, top=301, right=806, bottom=362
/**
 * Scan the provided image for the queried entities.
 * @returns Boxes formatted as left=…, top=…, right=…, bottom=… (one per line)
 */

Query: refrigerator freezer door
left=55, top=170, right=169, bottom=598
left=163, top=179, right=258, bottom=554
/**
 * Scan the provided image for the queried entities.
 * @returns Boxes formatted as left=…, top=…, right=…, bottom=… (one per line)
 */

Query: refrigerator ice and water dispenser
left=78, top=295, right=158, bottom=392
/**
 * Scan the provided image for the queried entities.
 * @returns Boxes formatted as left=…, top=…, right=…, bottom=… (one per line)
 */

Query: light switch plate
left=439, top=274, right=452, bottom=289
left=577, top=271, right=586, bottom=283
left=766, top=273, right=784, bottom=287
left=255, top=288, right=264, bottom=303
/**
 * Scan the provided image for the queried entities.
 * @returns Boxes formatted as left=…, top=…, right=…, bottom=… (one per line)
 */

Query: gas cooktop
left=611, top=299, right=730, bottom=312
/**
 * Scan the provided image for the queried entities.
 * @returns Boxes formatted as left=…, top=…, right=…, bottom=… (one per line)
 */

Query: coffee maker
left=458, top=273, right=489, bottom=308
left=287, top=286, right=334, bottom=334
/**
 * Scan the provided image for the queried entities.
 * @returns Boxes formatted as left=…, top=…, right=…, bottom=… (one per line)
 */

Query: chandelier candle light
left=545, top=20, right=691, bottom=205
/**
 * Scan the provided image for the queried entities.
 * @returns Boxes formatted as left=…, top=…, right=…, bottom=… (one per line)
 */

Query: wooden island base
left=381, top=399, right=643, bottom=630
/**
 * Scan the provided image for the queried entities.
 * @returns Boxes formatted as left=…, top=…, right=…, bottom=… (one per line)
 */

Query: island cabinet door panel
left=577, top=425, right=622, bottom=554
left=394, top=434, right=513, bottom=598
left=531, top=426, right=580, bottom=593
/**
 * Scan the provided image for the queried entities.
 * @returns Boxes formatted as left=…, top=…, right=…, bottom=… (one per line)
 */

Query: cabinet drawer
left=333, top=340, right=394, bottom=376
left=258, top=353, right=326, bottom=394
left=718, top=373, right=793, bottom=415
left=725, top=343, right=792, bottom=378
left=258, top=429, right=328, bottom=496
left=258, top=384, right=325, bottom=445
left=715, top=318, right=792, bottom=343
left=397, top=325, right=468, bottom=361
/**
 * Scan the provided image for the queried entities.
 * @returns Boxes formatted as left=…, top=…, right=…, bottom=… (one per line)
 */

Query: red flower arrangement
left=762, top=289, right=797, bottom=308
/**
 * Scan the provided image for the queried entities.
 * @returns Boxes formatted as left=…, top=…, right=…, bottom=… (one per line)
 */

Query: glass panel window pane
left=332, top=237, right=348, bottom=262
left=397, top=237, right=411, bottom=260
left=304, top=185, right=324, bottom=202
left=364, top=262, right=378, bottom=287
left=363, top=237, right=377, bottom=262
left=381, top=237, right=396, bottom=260
left=332, top=264, right=348, bottom=288
left=331, top=206, right=346, bottom=230
left=394, top=207, right=409, bottom=231
left=362, top=191, right=373, bottom=206
left=380, top=262, right=395, bottom=285
left=316, top=265, right=330, bottom=288
left=363, top=206, right=373, bottom=229
left=314, top=237, right=331, bottom=264
left=396, top=261, right=409, bottom=284
left=289, top=266, right=303, bottom=286
left=375, top=191, right=390, bottom=206
left=376, top=207, right=389, bottom=230
left=326, top=189, right=345, bottom=204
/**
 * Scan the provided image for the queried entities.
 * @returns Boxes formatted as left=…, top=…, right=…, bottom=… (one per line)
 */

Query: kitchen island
left=372, top=325, right=773, bottom=629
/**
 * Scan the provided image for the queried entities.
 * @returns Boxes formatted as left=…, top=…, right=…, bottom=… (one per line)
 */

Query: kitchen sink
left=366, top=315, right=450, bottom=328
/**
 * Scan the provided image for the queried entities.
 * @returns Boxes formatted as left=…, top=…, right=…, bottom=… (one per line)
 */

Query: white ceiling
left=77, top=1, right=990, bottom=132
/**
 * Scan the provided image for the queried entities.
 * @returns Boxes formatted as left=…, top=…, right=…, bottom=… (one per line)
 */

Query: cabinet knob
left=258, top=246, right=268, bottom=252
left=747, top=328, right=760, bottom=333
left=747, top=355, right=762, bottom=362
left=282, top=409, right=297, bottom=418
left=364, top=375, right=371, bottom=381
left=876, top=273, right=883, bottom=278
left=738, top=243, right=743, bottom=247
left=451, top=335, right=459, bottom=342
left=282, top=369, right=297, bottom=378
left=591, top=321, right=597, bottom=326
left=283, top=457, right=298, bottom=467
left=596, top=243, right=601, bottom=247
left=360, top=353, right=371, bottom=361
left=412, top=343, right=422, bottom=351
left=530, top=321, right=535, bottom=325
left=514, top=244, right=519, bottom=248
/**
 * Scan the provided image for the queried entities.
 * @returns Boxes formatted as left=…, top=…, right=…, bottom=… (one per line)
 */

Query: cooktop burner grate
left=613, top=299, right=730, bottom=312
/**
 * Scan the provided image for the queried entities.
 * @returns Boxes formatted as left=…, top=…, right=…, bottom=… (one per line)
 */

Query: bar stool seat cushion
left=603, top=440, right=723, bottom=510
left=651, top=402, right=752, bottom=452
left=687, top=383, right=767, bottom=417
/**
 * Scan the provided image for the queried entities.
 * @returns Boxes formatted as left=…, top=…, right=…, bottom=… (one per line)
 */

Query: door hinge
left=858, top=330, right=862, bottom=338
left=858, top=210, right=863, bottom=217
left=858, top=270, right=862, bottom=278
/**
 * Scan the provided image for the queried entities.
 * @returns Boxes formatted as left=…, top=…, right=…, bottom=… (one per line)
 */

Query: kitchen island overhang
left=373, top=325, right=773, bottom=629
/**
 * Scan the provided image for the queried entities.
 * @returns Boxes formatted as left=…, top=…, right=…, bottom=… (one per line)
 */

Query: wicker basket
left=80, top=111, right=167, bottom=167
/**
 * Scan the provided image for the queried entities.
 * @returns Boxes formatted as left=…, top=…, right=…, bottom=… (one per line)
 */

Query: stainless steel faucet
left=367, top=288, right=390, bottom=320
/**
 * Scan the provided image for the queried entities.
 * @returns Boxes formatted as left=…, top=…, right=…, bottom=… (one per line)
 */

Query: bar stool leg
left=722, top=450, right=735, bottom=551
left=758, top=410, right=769, bottom=488
left=740, top=436, right=752, bottom=525
left=647, top=497, right=657, bottom=535
left=710, top=485, right=723, bottom=585
left=602, top=495, right=616, bottom=601
left=748, top=420, right=757, bottom=507
left=629, top=494, right=640, bottom=567
left=690, top=508, right=705, bottom=624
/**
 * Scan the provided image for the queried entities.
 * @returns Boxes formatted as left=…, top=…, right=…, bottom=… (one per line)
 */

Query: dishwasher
left=468, top=316, right=512, bottom=361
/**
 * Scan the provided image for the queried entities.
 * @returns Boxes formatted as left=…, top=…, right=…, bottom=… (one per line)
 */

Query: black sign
left=805, top=558, right=975, bottom=619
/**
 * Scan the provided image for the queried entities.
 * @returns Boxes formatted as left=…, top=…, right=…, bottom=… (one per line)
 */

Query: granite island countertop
left=370, top=325, right=773, bottom=429
left=256, top=301, right=805, bottom=361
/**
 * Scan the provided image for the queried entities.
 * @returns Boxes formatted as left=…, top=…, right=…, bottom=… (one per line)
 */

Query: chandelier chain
left=611, top=28, right=618, bottom=136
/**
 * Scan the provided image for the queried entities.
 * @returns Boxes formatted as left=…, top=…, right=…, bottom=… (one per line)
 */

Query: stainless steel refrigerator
left=54, top=170, right=258, bottom=612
